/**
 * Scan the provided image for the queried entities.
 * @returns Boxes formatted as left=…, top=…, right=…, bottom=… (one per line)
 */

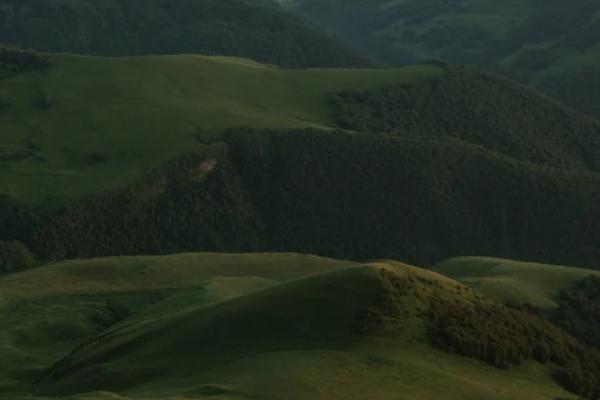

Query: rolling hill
left=0, top=252, right=591, bottom=399
left=2, top=52, right=600, bottom=270
left=279, top=0, right=600, bottom=118
left=0, top=0, right=371, bottom=68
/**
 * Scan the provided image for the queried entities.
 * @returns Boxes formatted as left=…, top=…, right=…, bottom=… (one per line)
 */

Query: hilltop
left=280, top=0, right=600, bottom=118
left=0, top=0, right=371, bottom=68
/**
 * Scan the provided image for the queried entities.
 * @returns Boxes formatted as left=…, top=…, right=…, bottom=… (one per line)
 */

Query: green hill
left=279, top=0, right=600, bottom=118
left=0, top=0, right=371, bottom=68
left=2, top=53, right=600, bottom=270
left=0, top=252, right=590, bottom=399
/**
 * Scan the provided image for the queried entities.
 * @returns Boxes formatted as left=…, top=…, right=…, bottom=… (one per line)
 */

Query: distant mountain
left=280, top=0, right=600, bottom=117
left=0, top=0, right=371, bottom=67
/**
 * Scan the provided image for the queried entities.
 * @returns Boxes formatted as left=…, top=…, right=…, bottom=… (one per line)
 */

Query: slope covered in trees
left=279, top=0, right=600, bottom=118
left=2, top=127, right=600, bottom=271
left=0, top=0, right=371, bottom=68
left=331, top=66, right=600, bottom=171
left=2, top=55, right=600, bottom=270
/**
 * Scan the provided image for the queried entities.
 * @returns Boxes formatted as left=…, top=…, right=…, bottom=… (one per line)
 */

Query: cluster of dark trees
left=359, top=267, right=600, bottom=398
left=0, top=0, right=370, bottom=68
left=430, top=294, right=600, bottom=398
left=539, top=276, right=600, bottom=349
left=225, top=128, right=600, bottom=268
left=14, top=147, right=261, bottom=260
left=0, top=240, right=35, bottom=273
left=0, top=46, right=50, bottom=78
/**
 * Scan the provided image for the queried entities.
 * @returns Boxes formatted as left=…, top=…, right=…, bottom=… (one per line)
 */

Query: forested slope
left=2, top=53, right=600, bottom=271
left=0, top=0, right=371, bottom=68
left=2, top=128, right=600, bottom=270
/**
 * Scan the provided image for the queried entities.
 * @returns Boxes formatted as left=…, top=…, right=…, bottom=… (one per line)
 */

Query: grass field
left=0, top=252, right=576, bottom=399
left=0, top=54, right=441, bottom=207
left=434, top=256, right=600, bottom=308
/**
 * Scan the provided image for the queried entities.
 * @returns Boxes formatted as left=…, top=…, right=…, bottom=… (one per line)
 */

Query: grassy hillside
left=434, top=256, right=600, bottom=309
left=0, top=252, right=582, bottom=399
left=280, top=0, right=600, bottom=118
left=0, top=0, right=372, bottom=68
left=0, top=53, right=440, bottom=206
